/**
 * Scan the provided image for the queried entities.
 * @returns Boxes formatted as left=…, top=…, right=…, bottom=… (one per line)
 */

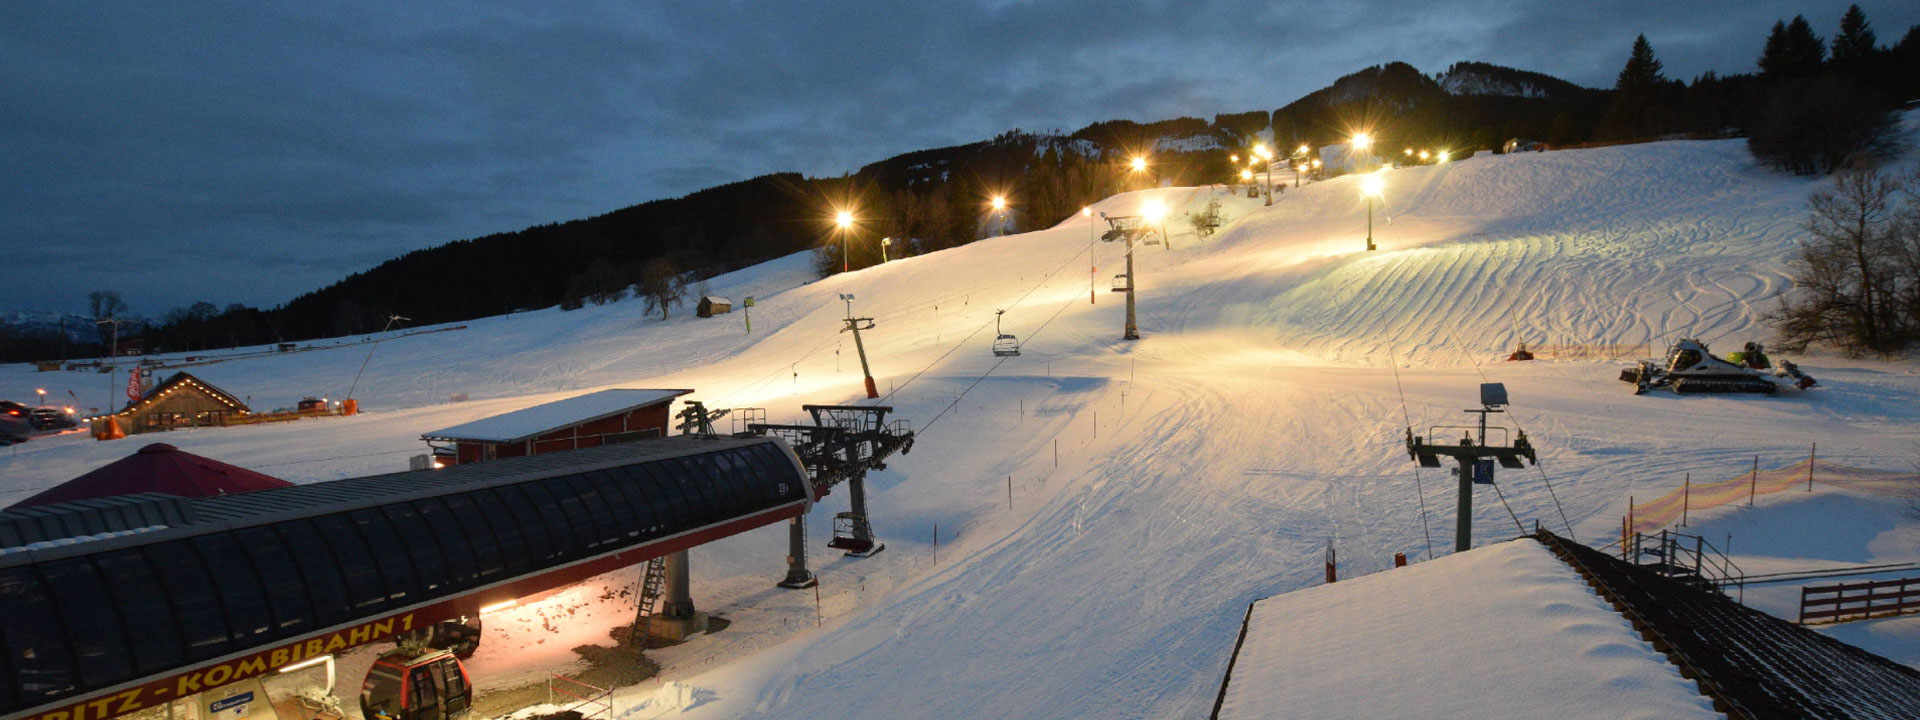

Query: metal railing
left=1627, top=529, right=1746, bottom=603
left=547, top=673, right=613, bottom=720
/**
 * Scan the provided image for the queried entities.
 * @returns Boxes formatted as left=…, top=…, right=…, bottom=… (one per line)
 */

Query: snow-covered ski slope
left=6, top=134, right=1920, bottom=719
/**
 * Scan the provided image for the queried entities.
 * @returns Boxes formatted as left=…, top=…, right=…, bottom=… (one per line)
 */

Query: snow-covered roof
left=702, top=296, right=731, bottom=304
left=1214, top=539, right=1719, bottom=719
left=421, top=388, right=691, bottom=444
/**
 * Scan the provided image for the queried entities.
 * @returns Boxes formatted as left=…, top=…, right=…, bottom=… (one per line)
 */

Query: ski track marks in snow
left=7, top=136, right=1920, bottom=719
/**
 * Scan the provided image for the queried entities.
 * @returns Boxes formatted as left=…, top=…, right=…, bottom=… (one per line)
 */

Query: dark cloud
left=4, top=1, right=1915, bottom=314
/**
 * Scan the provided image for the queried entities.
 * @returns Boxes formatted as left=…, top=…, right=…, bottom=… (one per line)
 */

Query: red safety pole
left=1620, top=515, right=1629, bottom=560
left=1324, top=540, right=1337, bottom=584
left=1807, top=442, right=1816, bottom=492
left=1681, top=473, right=1690, bottom=526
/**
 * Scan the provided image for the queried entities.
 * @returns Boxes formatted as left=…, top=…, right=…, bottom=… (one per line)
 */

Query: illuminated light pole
left=1084, top=206, right=1096, bottom=305
left=36, top=388, right=47, bottom=407
left=835, top=209, right=855, bottom=273
left=1144, top=199, right=1170, bottom=251
left=1361, top=170, right=1385, bottom=252
left=987, top=195, right=1010, bottom=238
left=1254, top=144, right=1274, bottom=206
left=879, top=237, right=891, bottom=263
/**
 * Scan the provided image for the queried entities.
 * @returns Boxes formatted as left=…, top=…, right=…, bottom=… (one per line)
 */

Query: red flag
left=126, top=366, right=142, bottom=402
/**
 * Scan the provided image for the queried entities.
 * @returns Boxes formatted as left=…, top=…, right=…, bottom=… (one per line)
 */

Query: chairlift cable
left=877, top=241, right=1093, bottom=404
left=916, top=275, right=1096, bottom=436
left=1486, top=477, right=1530, bottom=537
left=1441, top=324, right=1576, bottom=541
left=1388, top=342, right=1437, bottom=561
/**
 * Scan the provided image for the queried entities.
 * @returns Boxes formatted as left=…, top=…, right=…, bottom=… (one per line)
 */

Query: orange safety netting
left=1628, top=457, right=1920, bottom=535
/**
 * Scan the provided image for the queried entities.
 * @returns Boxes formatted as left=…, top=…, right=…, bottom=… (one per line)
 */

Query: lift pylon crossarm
left=1402, top=383, right=1540, bottom=552
left=746, top=404, right=914, bottom=561
left=746, top=405, right=915, bottom=492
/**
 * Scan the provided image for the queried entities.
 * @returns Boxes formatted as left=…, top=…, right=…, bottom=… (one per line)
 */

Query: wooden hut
left=697, top=296, right=733, bottom=318
left=100, top=371, right=251, bottom=436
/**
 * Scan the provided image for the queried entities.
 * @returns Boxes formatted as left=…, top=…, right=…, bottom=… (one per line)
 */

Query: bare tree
left=584, top=257, right=628, bottom=305
left=87, top=290, right=126, bottom=321
left=87, top=290, right=128, bottom=344
left=638, top=258, right=687, bottom=320
left=1773, top=167, right=1910, bottom=355
left=1189, top=199, right=1227, bottom=238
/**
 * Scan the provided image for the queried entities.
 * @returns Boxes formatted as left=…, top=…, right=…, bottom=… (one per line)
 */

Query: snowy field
left=6, top=130, right=1920, bottom=718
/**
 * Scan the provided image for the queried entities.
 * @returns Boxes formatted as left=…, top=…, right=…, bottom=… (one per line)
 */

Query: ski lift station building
left=0, top=433, right=815, bottom=720
left=421, top=389, right=690, bottom=466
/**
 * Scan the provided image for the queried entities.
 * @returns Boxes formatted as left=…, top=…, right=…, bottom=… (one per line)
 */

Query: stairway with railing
left=1625, top=529, right=1745, bottom=602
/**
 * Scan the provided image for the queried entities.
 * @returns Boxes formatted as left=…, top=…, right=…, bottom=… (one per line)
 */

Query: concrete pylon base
left=777, top=572, right=817, bottom=589
left=646, top=612, right=709, bottom=644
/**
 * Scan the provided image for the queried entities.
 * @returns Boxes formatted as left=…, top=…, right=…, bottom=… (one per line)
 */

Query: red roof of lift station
left=8, top=442, right=293, bottom=509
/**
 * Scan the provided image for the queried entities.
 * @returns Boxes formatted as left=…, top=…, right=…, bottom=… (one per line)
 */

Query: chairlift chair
left=992, top=309, right=1020, bottom=356
left=993, top=334, right=1021, bottom=357
left=827, top=511, right=877, bottom=554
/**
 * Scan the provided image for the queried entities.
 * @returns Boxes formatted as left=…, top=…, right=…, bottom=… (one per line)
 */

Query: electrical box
left=1479, top=382, right=1509, bottom=408
left=1472, top=459, right=1495, bottom=485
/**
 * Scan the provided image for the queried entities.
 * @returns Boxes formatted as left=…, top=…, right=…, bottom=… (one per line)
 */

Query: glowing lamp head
left=1360, top=171, right=1386, bottom=198
left=1297, top=144, right=1310, bottom=155
left=1130, top=156, right=1147, bottom=172
left=1142, top=200, right=1166, bottom=223
left=1403, top=148, right=1413, bottom=156
left=1436, top=150, right=1450, bottom=163
left=835, top=210, right=854, bottom=229
left=1418, top=150, right=1430, bottom=161
left=991, top=195, right=1007, bottom=211
left=1312, top=159, right=1323, bottom=168
left=1081, top=206, right=1091, bottom=217
left=1351, top=132, right=1373, bottom=150
left=1239, top=169, right=1253, bottom=180
left=1230, top=153, right=1239, bottom=162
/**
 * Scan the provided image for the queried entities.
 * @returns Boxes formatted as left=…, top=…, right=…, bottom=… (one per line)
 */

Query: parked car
left=0, top=411, right=30, bottom=445
left=28, top=406, right=78, bottom=431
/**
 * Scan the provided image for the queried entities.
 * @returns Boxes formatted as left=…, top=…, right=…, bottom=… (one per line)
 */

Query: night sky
left=4, top=1, right=1913, bottom=315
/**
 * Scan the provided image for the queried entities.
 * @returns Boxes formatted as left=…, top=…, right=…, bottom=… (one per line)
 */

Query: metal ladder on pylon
left=628, top=556, right=667, bottom=647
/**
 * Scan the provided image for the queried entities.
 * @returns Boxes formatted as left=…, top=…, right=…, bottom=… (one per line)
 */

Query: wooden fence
left=1799, top=576, right=1920, bottom=625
